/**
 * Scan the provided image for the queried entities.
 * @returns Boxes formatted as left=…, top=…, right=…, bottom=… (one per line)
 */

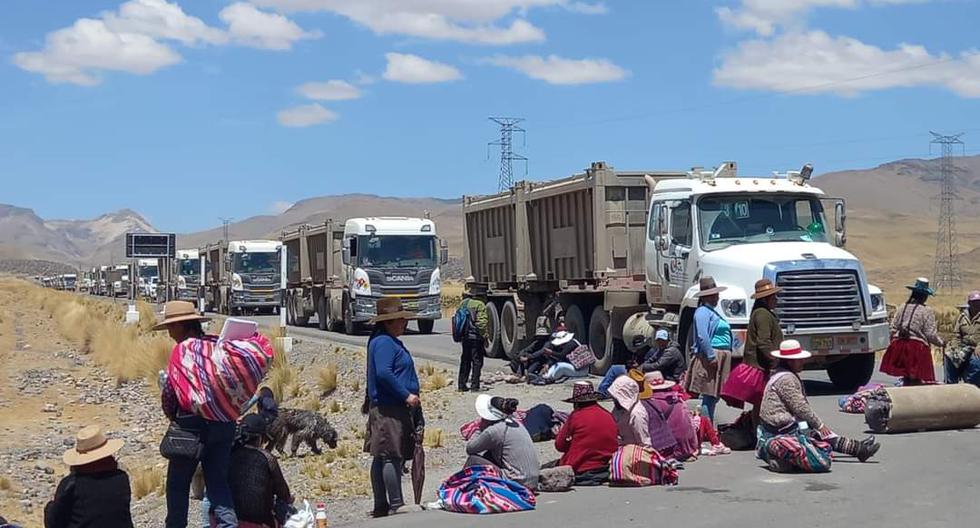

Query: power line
left=930, top=131, right=966, bottom=293
left=488, top=117, right=528, bottom=191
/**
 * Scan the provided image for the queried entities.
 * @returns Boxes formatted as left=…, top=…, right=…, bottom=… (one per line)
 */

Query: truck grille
left=775, top=270, right=864, bottom=329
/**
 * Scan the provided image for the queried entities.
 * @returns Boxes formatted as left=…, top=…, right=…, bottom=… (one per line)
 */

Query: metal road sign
left=126, top=232, right=176, bottom=258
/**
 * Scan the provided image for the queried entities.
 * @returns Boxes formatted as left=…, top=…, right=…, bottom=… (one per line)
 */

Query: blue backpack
left=452, top=302, right=478, bottom=343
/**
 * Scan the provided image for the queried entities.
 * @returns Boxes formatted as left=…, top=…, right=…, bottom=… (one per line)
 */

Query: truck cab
left=225, top=240, right=282, bottom=315
left=340, top=217, right=447, bottom=333
left=137, top=258, right=159, bottom=301
left=172, top=249, right=202, bottom=302
left=646, top=163, right=890, bottom=389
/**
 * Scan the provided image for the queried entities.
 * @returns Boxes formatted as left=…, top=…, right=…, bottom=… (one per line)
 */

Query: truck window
left=670, top=203, right=692, bottom=248
left=648, top=203, right=662, bottom=241
left=358, top=235, right=437, bottom=269
left=698, top=194, right=829, bottom=250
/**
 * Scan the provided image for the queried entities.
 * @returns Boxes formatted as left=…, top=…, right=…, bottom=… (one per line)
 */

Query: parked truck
left=159, top=249, right=202, bottom=302
left=281, top=217, right=448, bottom=334
left=202, top=240, right=282, bottom=315
left=106, top=265, right=130, bottom=298
left=462, top=161, right=890, bottom=390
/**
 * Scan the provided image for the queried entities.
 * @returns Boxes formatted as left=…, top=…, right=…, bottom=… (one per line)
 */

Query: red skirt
left=720, top=363, right=767, bottom=409
left=880, top=339, right=936, bottom=382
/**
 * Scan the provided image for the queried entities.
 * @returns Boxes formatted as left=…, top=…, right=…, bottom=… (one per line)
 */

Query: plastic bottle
left=315, top=502, right=328, bottom=528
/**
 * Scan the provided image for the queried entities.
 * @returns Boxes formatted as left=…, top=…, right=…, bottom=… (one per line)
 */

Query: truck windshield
left=178, top=259, right=200, bottom=276
left=358, top=235, right=436, bottom=268
left=139, top=266, right=158, bottom=279
left=233, top=252, right=280, bottom=274
left=698, top=194, right=829, bottom=250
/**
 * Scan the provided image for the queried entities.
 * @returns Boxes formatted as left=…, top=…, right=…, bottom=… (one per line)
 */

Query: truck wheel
left=827, top=353, right=875, bottom=392
left=500, top=300, right=521, bottom=359
left=317, top=296, right=328, bottom=331
left=417, top=319, right=435, bottom=334
left=486, top=302, right=504, bottom=359
left=563, top=304, right=588, bottom=344
left=589, top=307, right=614, bottom=375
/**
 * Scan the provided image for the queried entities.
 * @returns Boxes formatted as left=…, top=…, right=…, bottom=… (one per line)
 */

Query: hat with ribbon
left=906, top=277, right=935, bottom=296
left=369, top=297, right=418, bottom=324
left=644, top=371, right=676, bottom=393
left=62, top=425, right=125, bottom=466
left=695, top=276, right=727, bottom=298
left=770, top=339, right=813, bottom=360
left=475, top=394, right=507, bottom=422
left=152, top=301, right=210, bottom=331
left=551, top=330, right=575, bottom=346
left=563, top=380, right=604, bottom=403
left=750, top=278, right=782, bottom=300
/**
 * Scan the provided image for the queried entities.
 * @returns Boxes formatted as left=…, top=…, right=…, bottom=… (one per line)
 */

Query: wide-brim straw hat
left=153, top=300, right=210, bottom=331
left=906, top=277, right=935, bottom=296
left=770, top=339, right=813, bottom=360
left=475, top=394, right=506, bottom=421
left=750, top=278, right=782, bottom=300
left=551, top=331, right=575, bottom=346
left=644, top=371, right=676, bottom=394
left=369, top=297, right=418, bottom=324
left=695, top=276, right=727, bottom=298
left=563, top=380, right=604, bottom=403
left=62, top=425, right=124, bottom=466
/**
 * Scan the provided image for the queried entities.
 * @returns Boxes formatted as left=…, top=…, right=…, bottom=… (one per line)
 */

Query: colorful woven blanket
left=437, top=465, right=536, bottom=514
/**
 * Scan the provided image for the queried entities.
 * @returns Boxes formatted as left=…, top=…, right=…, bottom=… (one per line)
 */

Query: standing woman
left=722, top=279, right=783, bottom=422
left=686, top=277, right=735, bottom=424
left=881, top=278, right=945, bottom=385
left=364, top=298, right=422, bottom=518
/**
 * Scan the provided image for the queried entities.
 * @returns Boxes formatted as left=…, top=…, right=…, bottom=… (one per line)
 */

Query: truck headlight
left=871, top=293, right=884, bottom=313
left=428, top=268, right=441, bottom=295
left=721, top=299, right=746, bottom=317
left=232, top=273, right=244, bottom=291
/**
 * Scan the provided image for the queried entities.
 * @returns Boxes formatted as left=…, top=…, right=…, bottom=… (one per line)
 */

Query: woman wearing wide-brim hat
left=44, top=425, right=134, bottom=528
left=722, top=278, right=784, bottom=421
left=685, top=276, right=736, bottom=425
left=363, top=298, right=423, bottom=518
left=880, top=278, right=945, bottom=385
left=554, top=381, right=618, bottom=485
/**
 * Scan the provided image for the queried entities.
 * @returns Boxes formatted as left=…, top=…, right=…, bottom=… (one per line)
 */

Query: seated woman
left=539, top=331, right=588, bottom=383
left=554, top=381, right=618, bottom=485
left=229, top=414, right=294, bottom=528
left=511, top=317, right=552, bottom=380
left=759, top=340, right=881, bottom=473
left=608, top=376, right=651, bottom=447
left=465, top=395, right=540, bottom=491
left=640, top=372, right=699, bottom=461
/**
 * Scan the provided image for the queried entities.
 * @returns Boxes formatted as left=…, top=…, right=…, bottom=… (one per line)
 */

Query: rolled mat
left=865, top=384, right=980, bottom=433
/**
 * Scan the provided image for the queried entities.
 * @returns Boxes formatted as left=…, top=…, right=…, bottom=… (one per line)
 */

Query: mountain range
left=2, top=154, right=979, bottom=301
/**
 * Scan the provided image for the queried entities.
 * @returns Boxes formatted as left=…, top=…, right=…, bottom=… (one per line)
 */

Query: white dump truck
left=463, top=161, right=890, bottom=390
left=203, top=240, right=282, bottom=315
left=281, top=217, right=448, bottom=334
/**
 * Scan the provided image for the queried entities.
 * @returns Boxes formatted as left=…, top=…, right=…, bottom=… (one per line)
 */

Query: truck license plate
left=812, top=336, right=834, bottom=351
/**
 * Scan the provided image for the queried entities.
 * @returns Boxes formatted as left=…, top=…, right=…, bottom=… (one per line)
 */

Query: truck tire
left=589, top=307, right=614, bottom=375
left=417, top=319, right=435, bottom=334
left=500, top=300, right=521, bottom=359
left=827, top=353, right=875, bottom=392
left=317, top=296, right=328, bottom=331
left=486, top=302, right=504, bottom=359
left=563, top=304, right=588, bottom=344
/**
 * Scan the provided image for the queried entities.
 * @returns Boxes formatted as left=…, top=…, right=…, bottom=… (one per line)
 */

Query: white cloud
left=713, top=31, right=980, bottom=98
left=383, top=53, right=463, bottom=84
left=219, top=2, right=321, bottom=51
left=103, top=0, right=228, bottom=45
left=485, top=54, right=628, bottom=85
left=276, top=103, right=338, bottom=127
left=269, top=200, right=295, bottom=214
left=354, top=70, right=376, bottom=85
left=249, top=0, right=610, bottom=44
left=296, top=79, right=362, bottom=100
left=716, top=0, right=930, bottom=36
left=13, top=18, right=182, bottom=86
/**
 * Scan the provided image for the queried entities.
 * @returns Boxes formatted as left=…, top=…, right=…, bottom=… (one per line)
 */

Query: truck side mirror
left=655, top=206, right=670, bottom=251
left=223, top=255, right=231, bottom=273
left=440, top=248, right=449, bottom=266
left=835, top=201, right=847, bottom=247
left=341, top=248, right=350, bottom=266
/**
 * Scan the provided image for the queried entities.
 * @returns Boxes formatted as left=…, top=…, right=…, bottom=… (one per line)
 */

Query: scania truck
left=462, top=161, right=890, bottom=390
left=202, top=240, right=282, bottom=315
left=281, top=217, right=448, bottom=334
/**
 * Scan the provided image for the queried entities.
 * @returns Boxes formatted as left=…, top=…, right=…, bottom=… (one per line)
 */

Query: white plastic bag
left=284, top=500, right=314, bottom=528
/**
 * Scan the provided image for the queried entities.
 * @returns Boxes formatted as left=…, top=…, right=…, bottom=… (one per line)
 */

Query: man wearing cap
left=554, top=381, right=618, bottom=485
left=640, top=329, right=686, bottom=382
left=44, top=425, right=134, bottom=528
left=457, top=283, right=490, bottom=392
left=947, top=291, right=980, bottom=385
left=510, top=316, right=552, bottom=381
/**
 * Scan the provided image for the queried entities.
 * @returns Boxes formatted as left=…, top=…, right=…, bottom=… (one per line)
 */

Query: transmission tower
left=930, top=131, right=965, bottom=292
left=219, top=217, right=234, bottom=242
left=488, top=117, right=527, bottom=191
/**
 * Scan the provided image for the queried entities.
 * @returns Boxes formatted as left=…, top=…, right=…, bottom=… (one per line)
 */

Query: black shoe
left=469, top=385, right=482, bottom=393
left=457, top=385, right=469, bottom=392
left=370, top=508, right=390, bottom=518
left=856, top=439, right=881, bottom=462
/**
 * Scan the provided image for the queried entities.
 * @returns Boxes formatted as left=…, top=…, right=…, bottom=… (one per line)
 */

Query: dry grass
left=131, top=466, right=164, bottom=500
left=300, top=444, right=371, bottom=498
left=351, top=379, right=361, bottom=393
left=328, top=400, right=343, bottom=414
left=317, top=364, right=338, bottom=396
left=441, top=281, right=464, bottom=317
left=419, top=363, right=436, bottom=377
left=0, top=476, right=13, bottom=491
left=303, top=396, right=322, bottom=413
left=423, top=428, right=445, bottom=448
left=422, top=370, right=450, bottom=392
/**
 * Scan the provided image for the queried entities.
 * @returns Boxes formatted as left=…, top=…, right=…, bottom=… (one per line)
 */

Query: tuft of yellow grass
left=423, top=428, right=444, bottom=448
left=317, top=364, right=338, bottom=396
left=0, top=475, right=13, bottom=491
left=351, top=379, right=361, bottom=393
left=328, top=400, right=343, bottom=414
left=419, top=362, right=436, bottom=377
left=131, top=466, right=164, bottom=500
left=422, top=370, right=450, bottom=392
left=303, top=396, right=322, bottom=413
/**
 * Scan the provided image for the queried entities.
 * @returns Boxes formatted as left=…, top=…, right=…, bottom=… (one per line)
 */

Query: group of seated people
left=508, top=318, right=589, bottom=384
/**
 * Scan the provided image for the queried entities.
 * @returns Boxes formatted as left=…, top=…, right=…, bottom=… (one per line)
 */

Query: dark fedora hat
left=695, top=276, right=727, bottom=298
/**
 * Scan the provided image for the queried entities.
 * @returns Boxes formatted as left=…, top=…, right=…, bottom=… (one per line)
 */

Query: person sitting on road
left=640, top=330, right=686, bottom=381
left=554, top=381, right=618, bottom=485
left=759, top=340, right=880, bottom=473
left=465, top=395, right=540, bottom=491
left=608, top=376, right=651, bottom=447
left=540, top=331, right=588, bottom=383
left=228, top=414, right=294, bottom=528
left=946, top=290, right=980, bottom=385
left=44, top=425, right=134, bottom=528
left=509, top=317, right=551, bottom=381
left=640, top=372, right=701, bottom=461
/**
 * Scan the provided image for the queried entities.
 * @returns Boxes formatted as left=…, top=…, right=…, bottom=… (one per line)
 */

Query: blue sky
left=1, top=0, right=979, bottom=233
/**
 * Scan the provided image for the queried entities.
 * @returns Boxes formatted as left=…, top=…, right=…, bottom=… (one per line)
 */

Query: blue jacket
left=367, top=333, right=420, bottom=407
left=691, top=305, right=722, bottom=360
